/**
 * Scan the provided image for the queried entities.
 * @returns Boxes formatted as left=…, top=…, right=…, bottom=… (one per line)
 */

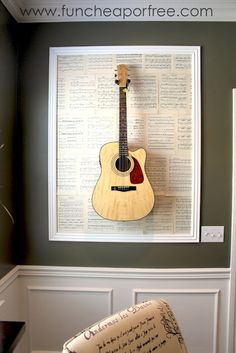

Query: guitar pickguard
left=130, top=157, right=144, bottom=184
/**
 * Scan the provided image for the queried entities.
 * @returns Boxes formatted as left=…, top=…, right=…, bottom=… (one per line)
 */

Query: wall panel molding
left=27, top=285, right=113, bottom=352
left=27, top=285, right=113, bottom=316
left=133, top=288, right=220, bottom=353
left=0, top=265, right=232, bottom=353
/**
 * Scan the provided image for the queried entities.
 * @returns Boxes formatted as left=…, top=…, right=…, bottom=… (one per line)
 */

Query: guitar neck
left=119, top=87, right=128, bottom=157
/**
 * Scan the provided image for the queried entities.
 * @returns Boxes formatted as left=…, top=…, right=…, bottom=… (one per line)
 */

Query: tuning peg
left=115, top=79, right=119, bottom=85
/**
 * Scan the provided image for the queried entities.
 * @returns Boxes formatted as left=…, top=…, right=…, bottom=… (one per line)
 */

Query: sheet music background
left=50, top=46, right=200, bottom=241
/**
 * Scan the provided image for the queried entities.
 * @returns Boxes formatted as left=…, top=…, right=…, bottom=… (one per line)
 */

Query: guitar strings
left=120, top=87, right=126, bottom=172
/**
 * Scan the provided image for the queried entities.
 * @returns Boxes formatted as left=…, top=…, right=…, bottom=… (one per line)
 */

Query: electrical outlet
left=201, top=226, right=224, bottom=243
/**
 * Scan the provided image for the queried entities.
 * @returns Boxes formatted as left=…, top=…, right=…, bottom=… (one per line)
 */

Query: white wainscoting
left=0, top=266, right=232, bottom=353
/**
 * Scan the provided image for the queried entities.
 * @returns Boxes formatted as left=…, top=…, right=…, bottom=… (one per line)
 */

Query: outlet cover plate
left=201, top=226, right=224, bottom=243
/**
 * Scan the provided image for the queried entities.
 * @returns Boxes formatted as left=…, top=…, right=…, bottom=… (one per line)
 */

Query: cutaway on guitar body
left=92, top=142, right=154, bottom=221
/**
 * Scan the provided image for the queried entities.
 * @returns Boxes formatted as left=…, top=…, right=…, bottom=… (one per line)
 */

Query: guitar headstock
left=115, top=64, right=131, bottom=88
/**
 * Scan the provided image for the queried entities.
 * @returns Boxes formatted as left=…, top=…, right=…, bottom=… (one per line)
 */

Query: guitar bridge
left=111, top=186, right=136, bottom=192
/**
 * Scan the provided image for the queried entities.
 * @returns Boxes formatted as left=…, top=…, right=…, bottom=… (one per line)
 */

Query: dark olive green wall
left=16, top=21, right=235, bottom=268
left=0, top=3, right=17, bottom=276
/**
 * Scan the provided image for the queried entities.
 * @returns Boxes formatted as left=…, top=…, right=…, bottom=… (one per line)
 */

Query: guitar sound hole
left=116, top=156, right=131, bottom=172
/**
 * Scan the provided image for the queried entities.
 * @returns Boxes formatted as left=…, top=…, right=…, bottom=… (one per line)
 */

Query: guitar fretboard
left=119, top=87, right=128, bottom=157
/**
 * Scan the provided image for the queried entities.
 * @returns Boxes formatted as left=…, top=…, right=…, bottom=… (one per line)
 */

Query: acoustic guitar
left=92, top=64, right=154, bottom=221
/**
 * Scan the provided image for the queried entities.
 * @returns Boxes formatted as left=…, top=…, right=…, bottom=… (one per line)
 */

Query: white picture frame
left=48, top=45, right=201, bottom=242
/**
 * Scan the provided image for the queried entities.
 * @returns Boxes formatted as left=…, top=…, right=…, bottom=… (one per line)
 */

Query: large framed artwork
left=48, top=45, right=201, bottom=242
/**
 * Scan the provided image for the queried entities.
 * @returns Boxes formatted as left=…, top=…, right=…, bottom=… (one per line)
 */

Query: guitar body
left=92, top=142, right=154, bottom=221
